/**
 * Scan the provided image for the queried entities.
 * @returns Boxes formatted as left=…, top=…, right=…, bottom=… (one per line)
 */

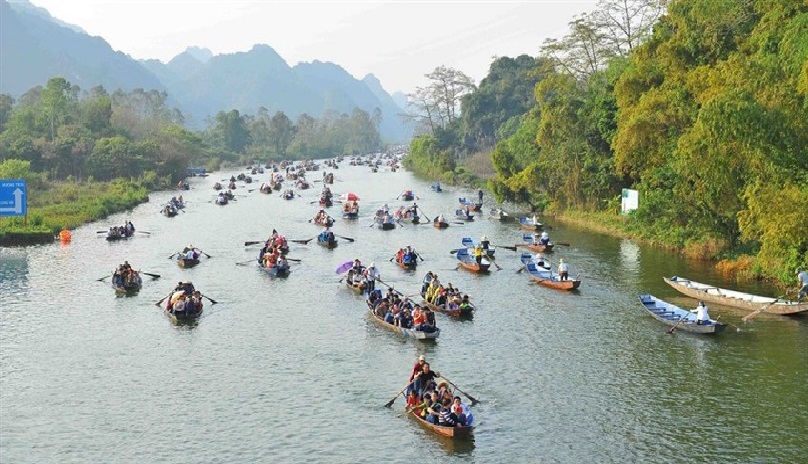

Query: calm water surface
left=1, top=162, right=806, bottom=463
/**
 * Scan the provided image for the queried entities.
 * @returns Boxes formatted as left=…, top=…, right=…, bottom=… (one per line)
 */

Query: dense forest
left=0, top=77, right=383, bottom=183
left=403, top=0, right=808, bottom=282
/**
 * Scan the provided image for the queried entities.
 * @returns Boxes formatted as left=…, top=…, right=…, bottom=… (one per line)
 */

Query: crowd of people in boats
left=112, top=261, right=141, bottom=288
left=179, top=245, right=201, bottom=260
left=165, top=281, right=203, bottom=317
left=342, top=200, right=359, bottom=215
left=395, top=246, right=420, bottom=265
left=257, top=230, right=290, bottom=270
left=405, top=356, right=473, bottom=428
left=420, top=271, right=473, bottom=313
left=106, top=221, right=136, bottom=239
left=368, top=287, right=439, bottom=334
left=345, top=259, right=380, bottom=293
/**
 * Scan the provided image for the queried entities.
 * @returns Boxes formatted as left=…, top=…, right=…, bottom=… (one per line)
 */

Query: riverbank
left=0, top=179, right=152, bottom=247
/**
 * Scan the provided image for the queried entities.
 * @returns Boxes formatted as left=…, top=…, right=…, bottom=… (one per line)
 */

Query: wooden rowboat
left=433, top=220, right=449, bottom=229
left=366, top=302, right=440, bottom=340
left=518, top=216, right=544, bottom=231
left=521, top=252, right=580, bottom=290
left=458, top=197, right=482, bottom=212
left=455, top=249, right=490, bottom=273
left=408, top=409, right=473, bottom=438
left=177, top=257, right=200, bottom=268
left=638, top=294, right=727, bottom=334
left=259, top=261, right=290, bottom=278
left=461, top=237, right=495, bottom=258
left=395, top=255, right=417, bottom=270
left=112, top=274, right=142, bottom=295
left=454, top=210, right=475, bottom=221
left=422, top=299, right=474, bottom=318
left=663, top=276, right=808, bottom=316
left=317, top=236, right=338, bottom=249
left=517, top=234, right=554, bottom=253
left=488, top=209, right=512, bottom=222
left=165, top=306, right=203, bottom=323
left=345, top=280, right=365, bottom=294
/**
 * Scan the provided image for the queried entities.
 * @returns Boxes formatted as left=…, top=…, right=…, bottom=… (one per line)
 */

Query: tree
left=268, top=111, right=294, bottom=157
left=404, top=66, right=475, bottom=135
left=40, top=77, right=78, bottom=141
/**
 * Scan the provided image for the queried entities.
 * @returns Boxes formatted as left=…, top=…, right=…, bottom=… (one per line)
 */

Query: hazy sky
left=27, top=0, right=598, bottom=95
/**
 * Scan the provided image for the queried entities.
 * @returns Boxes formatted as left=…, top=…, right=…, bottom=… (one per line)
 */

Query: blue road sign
left=0, top=179, right=27, bottom=217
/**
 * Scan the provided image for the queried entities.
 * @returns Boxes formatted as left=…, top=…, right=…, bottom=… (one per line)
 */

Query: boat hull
left=408, top=409, right=473, bottom=438
left=342, top=211, right=359, bottom=219
left=177, top=258, right=199, bottom=268
left=367, top=303, right=440, bottom=340
left=165, top=307, right=203, bottom=323
left=317, top=239, right=338, bottom=249
left=638, top=294, right=727, bottom=334
left=519, top=243, right=554, bottom=253
left=433, top=221, right=449, bottom=229
left=530, top=276, right=580, bottom=290
left=663, top=276, right=807, bottom=316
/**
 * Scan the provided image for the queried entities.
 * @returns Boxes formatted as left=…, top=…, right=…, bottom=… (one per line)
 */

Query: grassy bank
left=0, top=179, right=152, bottom=246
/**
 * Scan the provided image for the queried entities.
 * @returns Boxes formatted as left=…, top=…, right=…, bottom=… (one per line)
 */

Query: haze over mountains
left=0, top=0, right=411, bottom=141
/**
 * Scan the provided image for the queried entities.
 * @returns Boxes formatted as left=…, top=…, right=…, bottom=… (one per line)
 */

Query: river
left=1, top=161, right=806, bottom=463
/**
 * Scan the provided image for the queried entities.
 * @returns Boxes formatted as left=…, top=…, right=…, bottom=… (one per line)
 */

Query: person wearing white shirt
left=691, top=301, right=710, bottom=325
left=558, top=259, right=569, bottom=281
left=796, top=269, right=808, bottom=302
left=364, top=262, right=380, bottom=293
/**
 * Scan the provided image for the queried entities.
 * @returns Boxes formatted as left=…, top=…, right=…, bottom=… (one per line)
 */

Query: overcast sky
left=27, top=0, right=598, bottom=95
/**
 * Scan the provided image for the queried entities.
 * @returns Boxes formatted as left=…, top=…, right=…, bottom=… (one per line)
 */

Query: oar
left=556, top=242, right=571, bottom=247
left=442, top=377, right=479, bottom=406
left=290, top=238, right=314, bottom=245
left=453, top=221, right=466, bottom=225
left=490, top=260, right=503, bottom=271
left=199, top=250, right=212, bottom=258
left=742, top=295, right=787, bottom=322
left=201, top=294, right=218, bottom=305
left=416, top=253, right=425, bottom=262
left=96, top=275, right=110, bottom=281
left=336, top=235, right=354, bottom=242
left=155, top=294, right=170, bottom=306
left=285, top=258, right=302, bottom=262
left=141, top=272, right=161, bottom=279
left=385, top=382, right=413, bottom=407
left=667, top=314, right=690, bottom=333
left=136, top=231, right=151, bottom=235
left=235, top=259, right=256, bottom=266
left=168, top=252, right=178, bottom=259
left=244, top=241, right=264, bottom=246
left=493, top=244, right=518, bottom=252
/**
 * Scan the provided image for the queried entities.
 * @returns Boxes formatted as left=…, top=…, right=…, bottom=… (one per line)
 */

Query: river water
left=1, top=162, right=806, bottom=463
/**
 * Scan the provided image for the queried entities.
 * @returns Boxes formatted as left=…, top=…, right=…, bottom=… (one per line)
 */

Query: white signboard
left=621, top=188, right=639, bottom=215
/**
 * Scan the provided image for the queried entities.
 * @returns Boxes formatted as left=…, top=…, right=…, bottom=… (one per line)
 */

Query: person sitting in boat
left=451, top=396, right=470, bottom=427
left=276, top=255, right=289, bottom=269
left=558, top=259, right=569, bottom=281
left=464, top=205, right=472, bottom=218
left=532, top=214, right=541, bottom=226
left=125, top=220, right=135, bottom=234
left=534, top=254, right=550, bottom=270
left=691, top=301, right=711, bottom=325
left=480, top=235, right=490, bottom=250
left=436, top=213, right=445, bottom=224
left=407, top=203, right=420, bottom=218
left=172, top=295, right=187, bottom=317
left=539, top=231, right=550, bottom=246
left=406, top=388, right=421, bottom=411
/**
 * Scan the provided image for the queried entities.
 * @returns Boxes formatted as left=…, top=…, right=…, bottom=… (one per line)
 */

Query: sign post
left=0, top=179, right=28, bottom=217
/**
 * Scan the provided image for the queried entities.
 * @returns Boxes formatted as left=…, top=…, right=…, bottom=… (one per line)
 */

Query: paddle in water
left=385, top=382, right=413, bottom=408
left=442, top=377, right=479, bottom=406
left=235, top=259, right=256, bottom=266
left=336, top=235, right=354, bottom=242
left=141, top=272, right=161, bottom=279
left=743, top=295, right=787, bottom=322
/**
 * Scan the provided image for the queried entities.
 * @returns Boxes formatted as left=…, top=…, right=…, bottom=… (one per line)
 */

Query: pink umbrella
left=340, top=193, right=360, bottom=202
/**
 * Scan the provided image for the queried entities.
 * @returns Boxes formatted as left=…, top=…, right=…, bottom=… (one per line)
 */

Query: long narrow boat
left=374, top=221, right=397, bottom=230
left=663, top=276, right=808, bottom=316
left=366, top=301, right=440, bottom=340
left=400, top=214, right=421, bottom=225
left=163, top=286, right=204, bottom=323
left=433, top=219, right=449, bottom=229
left=258, top=261, right=291, bottom=278
left=112, top=274, right=142, bottom=295
left=455, top=249, right=490, bottom=273
left=421, top=299, right=474, bottom=318
left=177, top=257, right=200, bottom=268
left=517, top=233, right=554, bottom=253
left=454, top=210, right=475, bottom=221
left=458, top=197, right=482, bottom=212
left=521, top=252, right=580, bottom=290
left=165, top=306, right=203, bottom=323
left=345, top=279, right=365, bottom=294
left=395, top=253, right=418, bottom=270
left=488, top=209, right=512, bottom=222
left=317, top=236, right=338, bottom=249
left=518, top=216, right=544, bottom=232
left=638, top=294, right=727, bottom=334
left=313, top=216, right=335, bottom=228
left=460, top=237, right=495, bottom=258
left=408, top=409, right=473, bottom=438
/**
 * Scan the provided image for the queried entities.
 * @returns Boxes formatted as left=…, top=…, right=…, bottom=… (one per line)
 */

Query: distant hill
left=0, top=0, right=165, bottom=97
left=0, top=1, right=411, bottom=141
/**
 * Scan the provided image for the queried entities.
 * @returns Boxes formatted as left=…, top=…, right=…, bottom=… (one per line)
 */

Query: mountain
left=1, top=1, right=411, bottom=141
left=391, top=92, right=409, bottom=111
left=0, top=0, right=165, bottom=97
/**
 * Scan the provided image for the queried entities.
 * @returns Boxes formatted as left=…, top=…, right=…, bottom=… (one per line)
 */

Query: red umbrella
left=341, top=193, right=360, bottom=202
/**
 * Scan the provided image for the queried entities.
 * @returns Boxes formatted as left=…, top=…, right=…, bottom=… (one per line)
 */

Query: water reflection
left=0, top=249, right=29, bottom=301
